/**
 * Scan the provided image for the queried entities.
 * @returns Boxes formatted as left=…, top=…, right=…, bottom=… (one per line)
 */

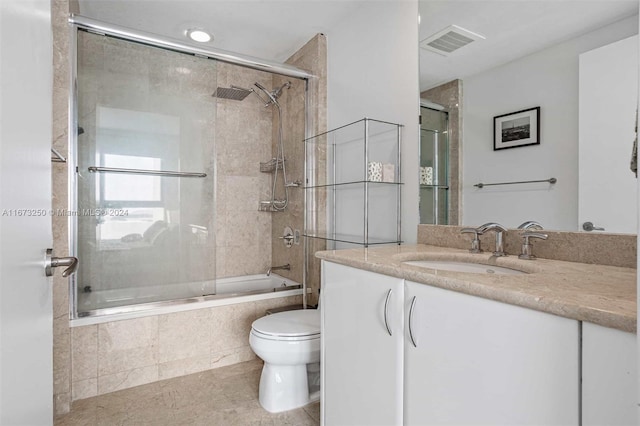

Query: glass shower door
left=74, top=31, right=217, bottom=315
left=419, top=107, right=449, bottom=225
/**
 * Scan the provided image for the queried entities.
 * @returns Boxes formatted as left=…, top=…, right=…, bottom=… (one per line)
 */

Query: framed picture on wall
left=493, top=107, right=540, bottom=150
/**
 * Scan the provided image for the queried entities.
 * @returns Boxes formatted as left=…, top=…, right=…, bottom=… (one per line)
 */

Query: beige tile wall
left=70, top=295, right=301, bottom=401
left=215, top=62, right=274, bottom=278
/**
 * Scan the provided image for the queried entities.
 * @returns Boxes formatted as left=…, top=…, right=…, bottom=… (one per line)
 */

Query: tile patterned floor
left=55, top=360, right=320, bottom=426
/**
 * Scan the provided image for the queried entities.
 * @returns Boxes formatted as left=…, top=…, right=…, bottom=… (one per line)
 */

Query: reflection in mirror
left=418, top=0, right=639, bottom=233
left=419, top=103, right=449, bottom=225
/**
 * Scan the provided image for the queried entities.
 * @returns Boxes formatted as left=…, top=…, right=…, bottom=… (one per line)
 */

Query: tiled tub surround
left=316, top=244, right=636, bottom=332
left=215, top=62, right=276, bottom=279
left=70, top=295, right=302, bottom=401
left=418, top=224, right=637, bottom=268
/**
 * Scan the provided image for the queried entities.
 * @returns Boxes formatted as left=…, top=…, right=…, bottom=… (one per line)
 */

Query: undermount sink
left=403, top=260, right=527, bottom=275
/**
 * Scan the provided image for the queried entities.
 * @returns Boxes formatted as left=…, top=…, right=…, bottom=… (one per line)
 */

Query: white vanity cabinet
left=322, top=261, right=583, bottom=426
left=404, top=280, right=580, bottom=425
left=321, top=261, right=404, bottom=426
left=582, top=322, right=637, bottom=425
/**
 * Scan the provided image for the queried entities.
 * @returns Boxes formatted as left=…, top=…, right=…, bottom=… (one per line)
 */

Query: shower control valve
left=279, top=227, right=295, bottom=248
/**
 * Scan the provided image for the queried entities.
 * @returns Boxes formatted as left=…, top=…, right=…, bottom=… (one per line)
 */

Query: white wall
left=463, top=15, right=638, bottom=231
left=326, top=1, right=420, bottom=243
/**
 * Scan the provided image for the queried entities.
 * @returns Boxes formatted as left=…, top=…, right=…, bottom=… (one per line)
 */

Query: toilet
left=249, top=309, right=321, bottom=413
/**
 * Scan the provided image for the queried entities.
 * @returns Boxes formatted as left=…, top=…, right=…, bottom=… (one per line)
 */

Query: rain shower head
left=213, top=86, right=253, bottom=101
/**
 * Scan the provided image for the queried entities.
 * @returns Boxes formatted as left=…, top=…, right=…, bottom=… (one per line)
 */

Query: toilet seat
left=251, top=309, right=320, bottom=339
left=251, top=329, right=319, bottom=341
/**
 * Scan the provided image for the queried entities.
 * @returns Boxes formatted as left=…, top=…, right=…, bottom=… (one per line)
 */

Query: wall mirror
left=418, top=0, right=639, bottom=234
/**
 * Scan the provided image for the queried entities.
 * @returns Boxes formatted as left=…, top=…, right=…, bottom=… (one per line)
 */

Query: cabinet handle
left=408, top=296, right=417, bottom=348
left=383, top=289, right=393, bottom=336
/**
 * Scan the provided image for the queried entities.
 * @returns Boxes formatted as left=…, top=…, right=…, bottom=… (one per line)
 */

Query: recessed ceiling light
left=187, top=29, right=212, bottom=43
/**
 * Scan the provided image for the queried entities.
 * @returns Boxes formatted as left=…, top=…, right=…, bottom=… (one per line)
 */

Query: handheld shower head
left=253, top=81, right=291, bottom=108
left=253, top=81, right=268, bottom=92
left=253, top=82, right=278, bottom=107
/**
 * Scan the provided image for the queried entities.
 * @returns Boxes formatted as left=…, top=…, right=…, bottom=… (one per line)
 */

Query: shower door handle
left=45, top=248, right=79, bottom=277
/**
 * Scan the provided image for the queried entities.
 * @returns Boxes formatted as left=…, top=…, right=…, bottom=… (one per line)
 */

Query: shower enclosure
left=69, top=16, right=314, bottom=318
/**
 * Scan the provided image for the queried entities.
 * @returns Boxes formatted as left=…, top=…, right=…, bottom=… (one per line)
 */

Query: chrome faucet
left=518, top=221, right=544, bottom=231
left=266, top=263, right=291, bottom=276
left=460, top=227, right=484, bottom=253
left=478, top=223, right=508, bottom=257
left=519, top=232, right=548, bottom=260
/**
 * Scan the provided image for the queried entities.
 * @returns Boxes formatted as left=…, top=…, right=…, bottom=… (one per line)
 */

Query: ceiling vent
left=420, top=25, right=485, bottom=56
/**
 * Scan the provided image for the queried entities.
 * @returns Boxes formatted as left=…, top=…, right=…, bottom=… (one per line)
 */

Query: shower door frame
left=68, top=15, right=316, bottom=319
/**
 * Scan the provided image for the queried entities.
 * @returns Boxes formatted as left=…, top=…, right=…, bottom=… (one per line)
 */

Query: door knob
left=45, top=248, right=79, bottom=277
left=582, top=222, right=605, bottom=232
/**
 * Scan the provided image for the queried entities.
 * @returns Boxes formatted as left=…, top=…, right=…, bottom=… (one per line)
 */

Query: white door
left=0, top=1, right=54, bottom=424
left=321, top=261, right=404, bottom=426
left=404, top=281, right=579, bottom=425
left=579, top=35, right=638, bottom=234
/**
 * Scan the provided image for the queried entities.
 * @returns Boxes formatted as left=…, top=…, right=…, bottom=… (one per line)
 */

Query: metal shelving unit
left=303, top=118, right=403, bottom=249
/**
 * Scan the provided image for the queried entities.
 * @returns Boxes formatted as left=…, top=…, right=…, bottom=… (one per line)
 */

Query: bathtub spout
left=267, top=264, right=291, bottom=276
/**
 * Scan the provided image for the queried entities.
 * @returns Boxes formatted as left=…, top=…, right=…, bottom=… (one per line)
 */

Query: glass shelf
left=303, top=231, right=402, bottom=246
left=420, top=184, right=449, bottom=189
left=305, top=180, right=403, bottom=189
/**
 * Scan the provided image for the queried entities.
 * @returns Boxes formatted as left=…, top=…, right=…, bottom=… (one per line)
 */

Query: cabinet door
left=582, top=322, right=637, bottom=425
left=321, top=261, right=404, bottom=426
left=404, top=281, right=579, bottom=425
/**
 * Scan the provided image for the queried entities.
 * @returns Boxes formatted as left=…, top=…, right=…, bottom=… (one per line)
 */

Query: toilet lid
left=251, top=309, right=320, bottom=337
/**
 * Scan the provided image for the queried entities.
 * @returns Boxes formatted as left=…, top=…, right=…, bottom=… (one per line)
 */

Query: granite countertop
left=316, top=244, right=637, bottom=333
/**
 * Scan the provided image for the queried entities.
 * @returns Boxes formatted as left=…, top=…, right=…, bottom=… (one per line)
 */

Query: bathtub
left=72, top=273, right=304, bottom=326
